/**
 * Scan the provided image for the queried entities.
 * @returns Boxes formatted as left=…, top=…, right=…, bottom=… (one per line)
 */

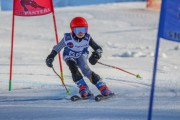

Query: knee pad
left=66, top=60, right=83, bottom=82
left=81, top=66, right=92, bottom=78
left=90, top=72, right=100, bottom=85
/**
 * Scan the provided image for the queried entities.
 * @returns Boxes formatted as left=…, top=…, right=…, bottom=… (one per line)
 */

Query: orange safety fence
left=147, top=0, right=162, bottom=10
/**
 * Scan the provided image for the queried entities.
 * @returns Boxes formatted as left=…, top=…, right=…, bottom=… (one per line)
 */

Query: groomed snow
left=0, top=2, right=180, bottom=120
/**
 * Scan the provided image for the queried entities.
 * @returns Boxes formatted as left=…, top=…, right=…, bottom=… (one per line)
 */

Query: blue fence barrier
left=1, top=0, right=145, bottom=11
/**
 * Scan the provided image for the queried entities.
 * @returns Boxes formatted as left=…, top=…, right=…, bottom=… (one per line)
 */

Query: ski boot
left=76, top=79, right=93, bottom=98
left=95, top=80, right=112, bottom=96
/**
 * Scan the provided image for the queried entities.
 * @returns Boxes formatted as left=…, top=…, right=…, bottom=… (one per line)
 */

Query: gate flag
left=158, top=0, right=180, bottom=42
left=148, top=0, right=180, bottom=120
left=9, top=0, right=65, bottom=91
left=14, top=0, right=53, bottom=16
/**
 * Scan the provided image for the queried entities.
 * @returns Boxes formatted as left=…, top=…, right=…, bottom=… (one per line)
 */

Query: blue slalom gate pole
left=148, top=37, right=161, bottom=120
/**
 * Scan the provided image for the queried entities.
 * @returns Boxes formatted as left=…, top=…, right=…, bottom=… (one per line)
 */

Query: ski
left=70, top=95, right=94, bottom=102
left=95, top=93, right=115, bottom=102
left=70, top=95, right=81, bottom=101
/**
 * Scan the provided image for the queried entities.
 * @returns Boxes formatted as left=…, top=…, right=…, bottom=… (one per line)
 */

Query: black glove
left=46, top=50, right=57, bottom=68
left=89, top=50, right=102, bottom=65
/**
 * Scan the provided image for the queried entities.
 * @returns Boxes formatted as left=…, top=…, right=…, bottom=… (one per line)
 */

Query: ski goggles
left=73, top=27, right=87, bottom=34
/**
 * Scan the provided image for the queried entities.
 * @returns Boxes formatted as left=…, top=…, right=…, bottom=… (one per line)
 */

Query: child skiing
left=46, top=16, right=113, bottom=98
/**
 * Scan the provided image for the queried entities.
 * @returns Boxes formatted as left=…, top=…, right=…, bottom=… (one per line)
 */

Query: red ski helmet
left=70, top=17, right=88, bottom=33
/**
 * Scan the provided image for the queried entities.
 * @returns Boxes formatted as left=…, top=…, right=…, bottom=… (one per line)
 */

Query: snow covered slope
left=0, top=2, right=180, bottom=120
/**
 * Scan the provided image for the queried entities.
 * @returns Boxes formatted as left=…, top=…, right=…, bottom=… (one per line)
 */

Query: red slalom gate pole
left=50, top=0, right=70, bottom=94
left=9, top=0, right=16, bottom=91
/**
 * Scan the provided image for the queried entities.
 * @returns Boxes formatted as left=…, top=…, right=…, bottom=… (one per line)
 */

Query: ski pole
left=52, top=66, right=70, bottom=94
left=97, top=61, right=142, bottom=78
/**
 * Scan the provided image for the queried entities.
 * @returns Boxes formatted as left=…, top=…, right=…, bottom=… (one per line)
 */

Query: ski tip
left=95, top=95, right=103, bottom=102
left=70, top=95, right=81, bottom=101
left=95, top=93, right=115, bottom=102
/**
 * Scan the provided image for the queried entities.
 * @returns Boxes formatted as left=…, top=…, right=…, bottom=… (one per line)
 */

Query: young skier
left=46, top=16, right=112, bottom=98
